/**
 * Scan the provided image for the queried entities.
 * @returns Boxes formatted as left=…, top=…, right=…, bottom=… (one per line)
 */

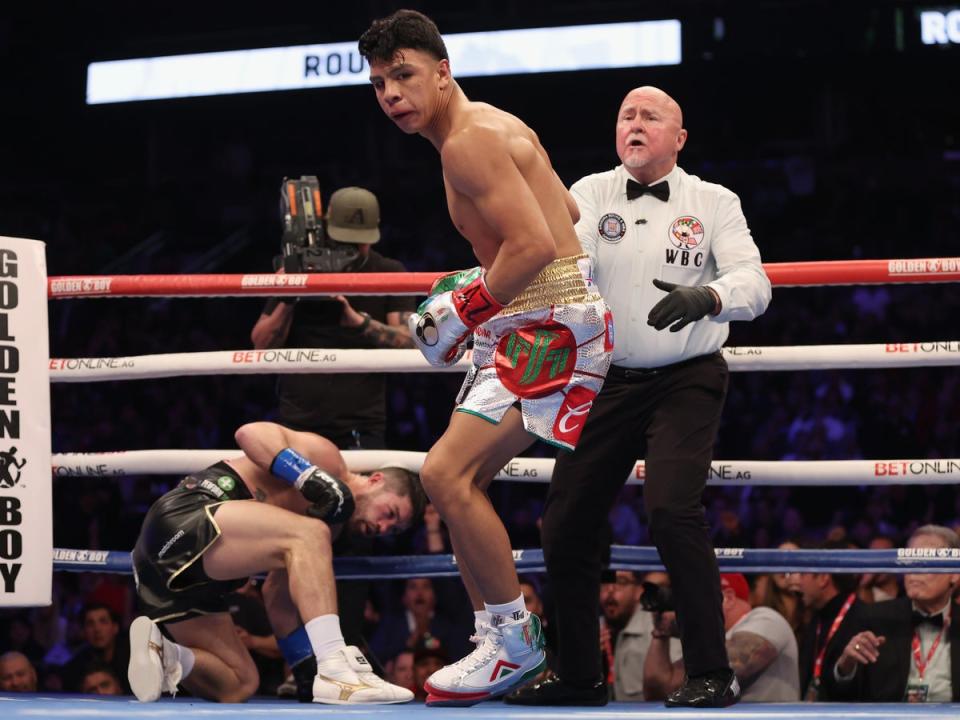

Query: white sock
left=176, top=643, right=196, bottom=680
left=484, top=594, right=527, bottom=627
left=474, top=610, right=491, bottom=634
left=305, top=614, right=346, bottom=661
left=162, top=637, right=195, bottom=680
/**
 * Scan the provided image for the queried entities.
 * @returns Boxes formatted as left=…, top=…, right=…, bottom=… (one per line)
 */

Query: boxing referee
left=507, top=86, right=771, bottom=707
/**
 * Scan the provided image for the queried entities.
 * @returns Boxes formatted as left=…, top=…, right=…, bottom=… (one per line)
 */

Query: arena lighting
left=86, top=19, right=681, bottom=104
left=920, top=8, right=960, bottom=44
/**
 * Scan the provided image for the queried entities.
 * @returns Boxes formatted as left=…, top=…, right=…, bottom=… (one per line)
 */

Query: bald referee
left=507, top=86, right=771, bottom=708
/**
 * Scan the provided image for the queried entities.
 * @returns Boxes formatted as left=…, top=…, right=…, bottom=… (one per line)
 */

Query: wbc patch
left=598, top=213, right=626, bottom=243
left=669, top=216, right=705, bottom=249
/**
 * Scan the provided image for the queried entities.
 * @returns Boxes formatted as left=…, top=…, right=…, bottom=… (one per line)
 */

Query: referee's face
left=616, top=87, right=686, bottom=182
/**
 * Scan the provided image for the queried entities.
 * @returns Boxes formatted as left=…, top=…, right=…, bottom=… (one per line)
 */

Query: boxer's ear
left=437, top=58, right=451, bottom=90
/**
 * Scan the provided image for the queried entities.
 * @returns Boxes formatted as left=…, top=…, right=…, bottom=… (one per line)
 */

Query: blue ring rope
left=52, top=546, right=960, bottom=577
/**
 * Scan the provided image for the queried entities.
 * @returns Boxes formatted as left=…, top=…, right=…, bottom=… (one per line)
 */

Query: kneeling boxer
left=128, top=421, right=426, bottom=705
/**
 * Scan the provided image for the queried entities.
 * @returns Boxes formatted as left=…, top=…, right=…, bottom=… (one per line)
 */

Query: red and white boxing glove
left=408, top=272, right=504, bottom=367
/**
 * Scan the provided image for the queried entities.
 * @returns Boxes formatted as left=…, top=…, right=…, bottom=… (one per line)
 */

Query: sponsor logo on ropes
left=495, top=323, right=577, bottom=399
left=0, top=249, right=24, bottom=593
left=451, top=549, right=524, bottom=566
left=723, top=347, right=763, bottom=356
left=49, top=358, right=136, bottom=370
left=598, top=213, right=627, bottom=242
left=240, top=274, right=309, bottom=288
left=888, top=258, right=959, bottom=275
left=498, top=460, right=538, bottom=478
left=49, top=277, right=113, bottom=296
left=874, top=461, right=960, bottom=476
left=635, top=462, right=753, bottom=481
left=232, top=350, right=337, bottom=363
left=898, top=548, right=960, bottom=559
left=885, top=342, right=960, bottom=354
left=52, top=464, right=125, bottom=477
left=715, top=548, right=746, bottom=559
left=52, top=549, right=110, bottom=564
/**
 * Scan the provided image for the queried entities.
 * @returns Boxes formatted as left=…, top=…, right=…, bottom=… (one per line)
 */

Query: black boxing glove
left=270, top=448, right=355, bottom=524
left=647, top=279, right=720, bottom=332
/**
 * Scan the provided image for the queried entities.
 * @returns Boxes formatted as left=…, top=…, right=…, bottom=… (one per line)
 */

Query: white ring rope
left=48, top=342, right=960, bottom=382
left=51, top=450, right=960, bottom=486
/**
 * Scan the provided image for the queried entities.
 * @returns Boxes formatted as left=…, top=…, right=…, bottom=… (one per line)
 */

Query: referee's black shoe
left=665, top=668, right=740, bottom=708
left=504, top=675, right=608, bottom=706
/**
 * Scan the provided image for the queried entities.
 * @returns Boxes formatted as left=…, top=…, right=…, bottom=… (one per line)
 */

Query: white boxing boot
left=128, top=616, right=183, bottom=702
left=313, top=646, right=413, bottom=704
left=424, top=613, right=546, bottom=706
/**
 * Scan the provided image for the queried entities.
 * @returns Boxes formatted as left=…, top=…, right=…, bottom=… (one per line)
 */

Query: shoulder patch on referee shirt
left=598, top=213, right=626, bottom=243
left=669, top=216, right=705, bottom=249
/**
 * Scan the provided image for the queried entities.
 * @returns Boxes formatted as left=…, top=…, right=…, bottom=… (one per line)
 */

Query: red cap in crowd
left=720, top=573, right=750, bottom=602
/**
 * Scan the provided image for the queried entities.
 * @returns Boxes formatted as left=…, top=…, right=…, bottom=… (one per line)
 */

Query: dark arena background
left=0, top=1, right=958, bottom=717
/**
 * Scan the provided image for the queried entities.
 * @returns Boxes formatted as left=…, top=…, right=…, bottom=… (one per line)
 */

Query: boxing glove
left=270, top=448, right=355, bottom=524
left=408, top=271, right=503, bottom=367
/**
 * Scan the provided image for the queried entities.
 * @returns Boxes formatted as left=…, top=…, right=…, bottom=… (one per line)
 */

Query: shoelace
left=455, top=631, right=503, bottom=676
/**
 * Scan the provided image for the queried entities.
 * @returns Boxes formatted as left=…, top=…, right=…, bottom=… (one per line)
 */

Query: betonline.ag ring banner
left=0, top=237, right=51, bottom=606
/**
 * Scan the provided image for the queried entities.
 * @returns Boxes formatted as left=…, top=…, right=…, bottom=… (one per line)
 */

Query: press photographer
left=251, top=180, right=415, bottom=450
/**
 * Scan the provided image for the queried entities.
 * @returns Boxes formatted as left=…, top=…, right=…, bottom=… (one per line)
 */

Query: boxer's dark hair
left=359, top=9, right=448, bottom=64
left=379, top=466, right=428, bottom=526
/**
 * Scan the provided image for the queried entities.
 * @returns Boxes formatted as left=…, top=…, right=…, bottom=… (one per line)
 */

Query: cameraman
left=251, top=186, right=414, bottom=449
left=601, top=571, right=681, bottom=701
left=643, top=574, right=799, bottom=702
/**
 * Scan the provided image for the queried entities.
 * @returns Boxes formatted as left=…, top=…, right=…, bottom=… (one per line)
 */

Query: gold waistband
left=500, top=254, right=599, bottom=316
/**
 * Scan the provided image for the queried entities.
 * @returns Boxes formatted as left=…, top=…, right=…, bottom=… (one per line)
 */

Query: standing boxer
left=359, top=9, right=613, bottom=706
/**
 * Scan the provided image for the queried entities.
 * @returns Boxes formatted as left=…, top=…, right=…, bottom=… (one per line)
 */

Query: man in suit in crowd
left=829, top=525, right=960, bottom=703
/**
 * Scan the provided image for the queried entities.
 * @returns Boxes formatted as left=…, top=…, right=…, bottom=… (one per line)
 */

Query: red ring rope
left=46, top=258, right=960, bottom=299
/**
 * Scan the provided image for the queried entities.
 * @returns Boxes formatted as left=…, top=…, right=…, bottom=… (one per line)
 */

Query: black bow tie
left=626, top=179, right=670, bottom=202
left=912, top=611, right=944, bottom=628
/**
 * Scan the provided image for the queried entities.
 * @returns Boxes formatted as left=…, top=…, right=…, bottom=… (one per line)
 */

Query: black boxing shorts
left=132, top=462, right=253, bottom=623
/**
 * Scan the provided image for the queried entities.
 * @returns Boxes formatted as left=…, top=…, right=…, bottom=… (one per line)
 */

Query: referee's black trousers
left=541, top=352, right=730, bottom=684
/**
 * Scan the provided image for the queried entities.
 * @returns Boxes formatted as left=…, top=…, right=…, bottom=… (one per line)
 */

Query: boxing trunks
left=132, top=462, right=253, bottom=623
left=456, top=254, right=613, bottom=450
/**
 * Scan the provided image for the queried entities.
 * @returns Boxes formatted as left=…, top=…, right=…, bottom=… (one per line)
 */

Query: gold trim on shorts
left=500, top=254, right=599, bottom=316
left=165, top=501, right=228, bottom=593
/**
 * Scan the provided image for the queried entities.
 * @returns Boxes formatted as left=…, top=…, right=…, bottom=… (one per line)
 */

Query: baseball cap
left=326, top=186, right=381, bottom=244
left=720, top=573, right=750, bottom=602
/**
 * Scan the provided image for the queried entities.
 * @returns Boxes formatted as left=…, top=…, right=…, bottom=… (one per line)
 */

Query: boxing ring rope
left=47, top=342, right=960, bottom=382
left=47, top=257, right=960, bottom=298
left=52, top=451, right=960, bottom=486
left=35, top=257, right=960, bottom=714
left=50, top=547, right=960, bottom=578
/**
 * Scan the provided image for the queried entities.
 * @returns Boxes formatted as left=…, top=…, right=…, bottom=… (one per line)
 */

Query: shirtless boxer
left=359, top=10, right=613, bottom=706
left=127, top=421, right=425, bottom=705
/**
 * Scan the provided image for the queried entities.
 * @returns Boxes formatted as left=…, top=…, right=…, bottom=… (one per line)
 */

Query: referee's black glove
left=647, top=279, right=719, bottom=332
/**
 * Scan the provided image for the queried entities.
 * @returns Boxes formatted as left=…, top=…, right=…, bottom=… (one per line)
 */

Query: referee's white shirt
left=571, top=164, right=771, bottom=368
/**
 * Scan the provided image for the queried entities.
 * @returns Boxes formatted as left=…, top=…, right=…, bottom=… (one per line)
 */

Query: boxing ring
left=17, top=256, right=960, bottom=717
